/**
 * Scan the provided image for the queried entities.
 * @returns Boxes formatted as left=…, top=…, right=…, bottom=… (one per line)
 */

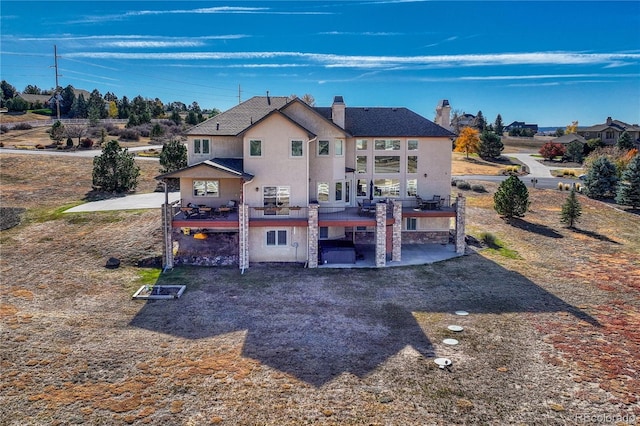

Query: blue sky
left=1, top=1, right=639, bottom=127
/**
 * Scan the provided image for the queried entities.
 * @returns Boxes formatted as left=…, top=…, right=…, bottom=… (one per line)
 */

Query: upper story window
left=407, top=156, right=418, bottom=173
left=374, top=139, right=400, bottom=151
left=193, top=180, right=219, bottom=197
left=356, top=156, right=367, bottom=173
left=408, top=140, right=418, bottom=151
left=250, top=139, right=262, bottom=157
left=374, top=156, right=400, bottom=173
left=356, top=139, right=368, bottom=150
left=318, top=140, right=330, bottom=156
left=317, top=182, right=329, bottom=202
left=194, top=139, right=210, bottom=155
left=291, top=140, right=303, bottom=157
left=263, top=186, right=290, bottom=215
left=335, top=140, right=344, bottom=156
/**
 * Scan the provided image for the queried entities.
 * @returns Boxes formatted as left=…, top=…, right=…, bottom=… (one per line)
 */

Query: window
left=374, top=178, right=400, bottom=197
left=407, top=156, right=418, bottom=173
left=317, top=182, right=329, bottom=202
left=406, top=218, right=417, bottom=231
left=193, top=180, right=219, bottom=197
left=356, top=156, right=367, bottom=173
left=194, top=139, right=210, bottom=154
left=291, top=140, right=303, bottom=157
left=345, top=181, right=350, bottom=203
left=319, top=227, right=329, bottom=239
left=408, top=140, right=418, bottom=151
left=375, top=156, right=400, bottom=173
left=318, top=140, right=330, bottom=156
left=335, top=182, right=343, bottom=201
left=356, top=139, right=368, bottom=150
left=335, top=140, right=344, bottom=156
left=266, top=230, right=287, bottom=246
left=374, top=139, right=400, bottom=151
left=357, top=179, right=368, bottom=197
left=406, top=179, right=417, bottom=196
left=263, top=186, right=290, bottom=215
left=250, top=139, right=262, bottom=157
left=606, top=131, right=614, bottom=139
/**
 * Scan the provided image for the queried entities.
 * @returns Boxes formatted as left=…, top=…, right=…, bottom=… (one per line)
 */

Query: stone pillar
left=239, top=204, right=250, bottom=270
left=307, top=204, right=319, bottom=268
left=392, top=200, right=402, bottom=262
left=375, top=202, right=387, bottom=267
left=161, top=203, right=174, bottom=270
left=455, top=193, right=466, bottom=255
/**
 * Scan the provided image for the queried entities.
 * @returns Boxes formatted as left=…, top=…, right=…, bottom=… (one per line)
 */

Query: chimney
left=435, top=99, right=451, bottom=130
left=606, top=117, right=612, bottom=125
left=331, top=96, right=345, bottom=129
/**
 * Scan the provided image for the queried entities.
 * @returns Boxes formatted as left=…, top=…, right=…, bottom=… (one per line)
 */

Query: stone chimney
left=606, top=117, right=612, bottom=125
left=435, top=99, right=451, bottom=130
left=331, top=96, right=345, bottom=129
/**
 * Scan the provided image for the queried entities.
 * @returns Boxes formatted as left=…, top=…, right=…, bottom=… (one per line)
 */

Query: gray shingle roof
left=314, top=107, right=454, bottom=137
left=187, top=96, right=290, bottom=136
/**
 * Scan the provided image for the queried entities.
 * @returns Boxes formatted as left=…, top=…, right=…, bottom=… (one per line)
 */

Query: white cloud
left=101, top=41, right=205, bottom=48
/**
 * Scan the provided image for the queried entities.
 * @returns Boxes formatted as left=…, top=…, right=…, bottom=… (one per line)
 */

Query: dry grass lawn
left=1, top=152, right=639, bottom=425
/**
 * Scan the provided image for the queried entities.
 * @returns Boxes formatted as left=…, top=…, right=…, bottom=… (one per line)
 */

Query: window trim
left=290, top=140, right=303, bottom=158
left=334, top=139, right=344, bottom=157
left=266, top=229, right=287, bottom=247
left=318, top=140, right=330, bottom=156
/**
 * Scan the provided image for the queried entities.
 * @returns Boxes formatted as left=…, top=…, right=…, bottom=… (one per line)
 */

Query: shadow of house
left=129, top=254, right=599, bottom=387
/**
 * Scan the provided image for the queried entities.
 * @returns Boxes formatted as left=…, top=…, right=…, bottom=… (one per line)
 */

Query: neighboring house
left=576, top=117, right=640, bottom=145
left=47, top=88, right=91, bottom=110
left=504, top=121, right=539, bottom=134
left=552, top=133, right=588, bottom=145
left=16, top=93, right=50, bottom=109
left=451, top=113, right=475, bottom=133
left=157, top=95, right=465, bottom=270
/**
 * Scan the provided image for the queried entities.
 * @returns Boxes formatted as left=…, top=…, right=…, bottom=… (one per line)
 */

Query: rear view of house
left=157, top=95, right=466, bottom=269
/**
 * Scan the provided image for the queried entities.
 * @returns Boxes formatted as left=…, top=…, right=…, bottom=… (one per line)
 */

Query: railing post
left=375, top=202, right=386, bottom=267
left=455, top=193, right=466, bottom=255
left=161, top=203, right=174, bottom=270
left=239, top=204, right=250, bottom=271
left=307, top=204, right=319, bottom=268
left=392, top=200, right=402, bottom=262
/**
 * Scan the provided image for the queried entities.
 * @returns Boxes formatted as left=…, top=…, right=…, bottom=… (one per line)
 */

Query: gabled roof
left=187, top=96, right=290, bottom=136
left=553, top=134, right=588, bottom=144
left=17, top=93, right=50, bottom=104
left=578, top=119, right=640, bottom=133
left=156, top=158, right=253, bottom=180
left=313, top=107, right=454, bottom=137
left=237, top=108, right=317, bottom=139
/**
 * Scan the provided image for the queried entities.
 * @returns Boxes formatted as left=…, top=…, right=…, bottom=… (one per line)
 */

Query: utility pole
left=52, top=45, right=62, bottom=120
left=238, top=84, right=241, bottom=104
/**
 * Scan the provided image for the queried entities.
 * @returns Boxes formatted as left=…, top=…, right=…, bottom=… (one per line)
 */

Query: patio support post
left=392, top=200, right=402, bottom=262
left=239, top=203, right=250, bottom=271
left=375, top=202, right=386, bottom=267
left=455, top=193, right=466, bottom=255
left=161, top=202, right=174, bottom=270
left=307, top=204, right=319, bottom=268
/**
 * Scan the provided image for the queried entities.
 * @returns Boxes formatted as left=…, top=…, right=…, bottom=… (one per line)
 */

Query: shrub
left=557, top=182, right=564, bottom=190
left=80, top=138, right=94, bottom=148
left=31, top=108, right=52, bottom=116
left=494, top=175, right=530, bottom=218
left=451, top=179, right=458, bottom=187
left=12, top=123, right=33, bottom=131
left=35, top=144, right=45, bottom=149
left=561, top=169, right=576, bottom=176
left=471, top=184, right=486, bottom=192
left=0, top=142, right=4, bottom=147
left=456, top=180, right=471, bottom=190
left=539, top=141, right=566, bottom=161
left=119, top=128, right=140, bottom=141
left=66, top=137, right=74, bottom=148
left=564, top=183, right=571, bottom=191
left=0, top=125, right=8, bottom=134
left=479, top=232, right=498, bottom=248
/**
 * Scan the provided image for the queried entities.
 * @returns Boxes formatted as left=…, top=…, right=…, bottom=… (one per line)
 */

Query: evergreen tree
left=170, top=109, right=182, bottom=125
left=494, top=175, right=530, bottom=219
left=583, top=156, right=618, bottom=199
left=92, top=140, right=140, bottom=193
left=494, top=114, right=504, bottom=135
left=565, top=140, right=584, bottom=163
left=159, top=139, right=187, bottom=174
left=560, top=187, right=582, bottom=228
left=616, top=131, right=635, bottom=151
left=615, top=154, right=640, bottom=208
left=87, top=89, right=107, bottom=119
left=60, top=85, right=76, bottom=116
left=118, top=96, right=131, bottom=119
left=185, top=110, right=198, bottom=125
left=479, top=130, right=504, bottom=159
left=475, top=110, right=486, bottom=132
left=49, top=120, right=65, bottom=144
left=70, top=94, right=88, bottom=118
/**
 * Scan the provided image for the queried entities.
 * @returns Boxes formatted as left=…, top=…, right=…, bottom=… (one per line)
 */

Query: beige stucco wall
left=187, top=136, right=242, bottom=165
left=248, top=226, right=308, bottom=262
left=179, top=177, right=242, bottom=207
left=241, top=114, right=310, bottom=207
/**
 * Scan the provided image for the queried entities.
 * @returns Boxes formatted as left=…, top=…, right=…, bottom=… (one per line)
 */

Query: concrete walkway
left=509, top=153, right=554, bottom=178
left=65, top=191, right=180, bottom=213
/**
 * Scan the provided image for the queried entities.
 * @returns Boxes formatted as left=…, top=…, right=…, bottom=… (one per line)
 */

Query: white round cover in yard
left=443, top=338, right=459, bottom=345
left=434, top=358, right=452, bottom=368
left=455, top=310, right=469, bottom=316
left=448, top=325, right=464, bottom=332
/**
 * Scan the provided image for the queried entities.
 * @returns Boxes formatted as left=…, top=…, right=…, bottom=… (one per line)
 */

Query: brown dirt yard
left=1, top=152, right=639, bottom=425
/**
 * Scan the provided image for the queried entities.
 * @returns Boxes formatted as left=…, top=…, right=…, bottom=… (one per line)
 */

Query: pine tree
left=584, top=156, right=618, bottom=199
left=479, top=130, right=504, bottom=159
left=92, top=140, right=140, bottom=193
left=615, top=154, right=640, bottom=208
left=159, top=139, right=187, bottom=174
left=560, top=187, right=582, bottom=228
left=494, top=175, right=530, bottom=219
left=616, top=131, right=635, bottom=151
left=494, top=114, right=504, bottom=135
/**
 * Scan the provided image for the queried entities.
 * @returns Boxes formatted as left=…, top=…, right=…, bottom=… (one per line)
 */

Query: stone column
left=392, top=200, right=402, bottom=262
left=238, top=204, right=250, bottom=270
left=161, top=203, right=174, bottom=270
left=375, top=202, right=387, bottom=267
left=455, top=193, right=466, bottom=255
left=307, top=204, right=319, bottom=268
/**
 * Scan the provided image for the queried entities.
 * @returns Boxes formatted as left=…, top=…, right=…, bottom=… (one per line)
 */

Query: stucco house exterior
left=157, top=95, right=465, bottom=270
left=576, top=117, right=640, bottom=146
